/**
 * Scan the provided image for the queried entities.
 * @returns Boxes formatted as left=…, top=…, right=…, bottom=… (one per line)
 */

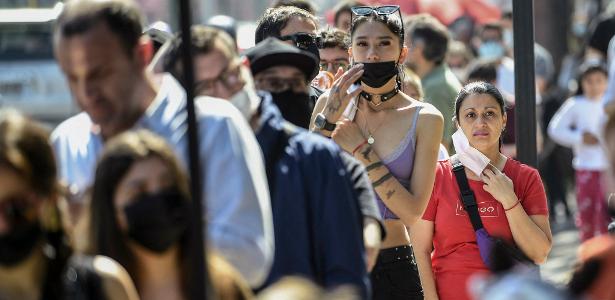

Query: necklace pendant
left=367, top=135, right=375, bottom=145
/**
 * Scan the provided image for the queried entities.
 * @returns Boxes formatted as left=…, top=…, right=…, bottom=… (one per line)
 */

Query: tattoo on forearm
left=365, top=161, right=383, bottom=172
left=361, top=146, right=373, bottom=161
left=372, top=172, right=393, bottom=188
left=386, top=189, right=395, bottom=199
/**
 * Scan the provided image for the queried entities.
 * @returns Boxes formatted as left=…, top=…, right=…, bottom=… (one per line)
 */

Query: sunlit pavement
left=541, top=219, right=579, bottom=287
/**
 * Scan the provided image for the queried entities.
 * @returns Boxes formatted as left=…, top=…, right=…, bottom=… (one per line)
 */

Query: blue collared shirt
left=255, top=94, right=369, bottom=297
left=51, top=74, right=274, bottom=287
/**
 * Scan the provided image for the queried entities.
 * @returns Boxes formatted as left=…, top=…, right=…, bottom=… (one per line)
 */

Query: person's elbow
left=531, top=241, right=552, bottom=265
left=242, top=246, right=274, bottom=287
left=546, top=122, right=559, bottom=142
left=211, top=233, right=274, bottom=287
left=402, top=200, right=430, bottom=227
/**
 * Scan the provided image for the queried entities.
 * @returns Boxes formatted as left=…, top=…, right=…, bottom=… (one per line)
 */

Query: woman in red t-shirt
left=411, top=82, right=552, bottom=300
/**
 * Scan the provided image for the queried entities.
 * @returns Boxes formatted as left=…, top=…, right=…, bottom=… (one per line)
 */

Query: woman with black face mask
left=310, top=6, right=444, bottom=300
left=83, top=129, right=253, bottom=300
left=0, top=109, right=138, bottom=300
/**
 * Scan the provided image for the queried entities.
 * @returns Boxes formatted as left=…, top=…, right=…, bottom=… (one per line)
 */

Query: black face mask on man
left=0, top=200, right=42, bottom=267
left=357, top=61, right=399, bottom=88
left=270, top=89, right=312, bottom=129
left=123, top=187, right=190, bottom=253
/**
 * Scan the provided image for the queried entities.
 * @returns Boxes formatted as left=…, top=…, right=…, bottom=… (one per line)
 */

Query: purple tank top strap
left=377, top=105, right=423, bottom=220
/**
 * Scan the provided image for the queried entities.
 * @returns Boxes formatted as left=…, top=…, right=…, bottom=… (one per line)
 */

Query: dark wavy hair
left=318, top=27, right=350, bottom=51
left=86, top=130, right=192, bottom=298
left=272, top=0, right=317, bottom=15
left=255, top=6, right=318, bottom=44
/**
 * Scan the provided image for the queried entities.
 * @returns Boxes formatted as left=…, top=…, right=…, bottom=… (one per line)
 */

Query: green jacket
left=422, top=64, right=462, bottom=152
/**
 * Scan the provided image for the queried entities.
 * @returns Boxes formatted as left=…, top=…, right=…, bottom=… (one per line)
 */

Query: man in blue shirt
left=247, top=38, right=370, bottom=295
left=50, top=0, right=273, bottom=287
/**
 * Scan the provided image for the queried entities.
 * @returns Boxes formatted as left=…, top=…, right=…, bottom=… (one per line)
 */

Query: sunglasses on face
left=350, top=5, right=405, bottom=40
left=279, top=32, right=324, bottom=49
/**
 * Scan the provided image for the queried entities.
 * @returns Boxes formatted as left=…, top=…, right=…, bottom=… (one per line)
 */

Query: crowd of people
left=1, top=0, right=615, bottom=299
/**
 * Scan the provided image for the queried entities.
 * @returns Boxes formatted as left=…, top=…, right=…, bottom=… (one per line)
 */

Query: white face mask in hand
left=452, top=128, right=490, bottom=177
left=229, top=67, right=260, bottom=120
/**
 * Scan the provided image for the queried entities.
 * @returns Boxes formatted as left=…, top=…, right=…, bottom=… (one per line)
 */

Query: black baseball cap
left=244, top=37, right=319, bottom=81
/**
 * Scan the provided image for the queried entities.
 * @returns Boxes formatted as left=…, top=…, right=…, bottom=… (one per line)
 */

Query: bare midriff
left=381, top=219, right=411, bottom=249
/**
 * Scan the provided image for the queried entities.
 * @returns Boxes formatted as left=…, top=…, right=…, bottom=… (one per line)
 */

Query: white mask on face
left=229, top=66, right=259, bottom=120
left=452, top=127, right=490, bottom=177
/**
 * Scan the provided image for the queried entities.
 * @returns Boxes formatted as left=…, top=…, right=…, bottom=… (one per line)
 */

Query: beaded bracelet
left=504, top=200, right=520, bottom=211
left=352, top=140, right=368, bottom=156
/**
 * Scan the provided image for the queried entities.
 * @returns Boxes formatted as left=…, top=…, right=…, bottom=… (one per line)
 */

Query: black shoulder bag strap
left=451, top=157, right=536, bottom=269
left=450, top=155, right=484, bottom=231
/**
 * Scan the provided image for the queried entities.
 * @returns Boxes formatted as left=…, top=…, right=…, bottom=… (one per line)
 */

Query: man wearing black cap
left=255, top=5, right=325, bottom=115
left=247, top=37, right=319, bottom=129
left=245, top=37, right=370, bottom=295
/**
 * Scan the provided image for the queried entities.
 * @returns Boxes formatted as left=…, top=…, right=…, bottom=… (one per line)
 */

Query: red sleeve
left=422, top=160, right=445, bottom=221
left=518, top=167, right=549, bottom=216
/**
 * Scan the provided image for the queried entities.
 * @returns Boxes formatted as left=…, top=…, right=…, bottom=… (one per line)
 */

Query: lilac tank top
left=376, top=106, right=423, bottom=220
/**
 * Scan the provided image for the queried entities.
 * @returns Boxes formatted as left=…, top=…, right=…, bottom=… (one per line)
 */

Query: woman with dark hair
left=0, top=109, right=137, bottom=300
left=84, top=129, right=252, bottom=300
left=310, top=5, right=444, bottom=299
left=412, top=82, right=552, bottom=300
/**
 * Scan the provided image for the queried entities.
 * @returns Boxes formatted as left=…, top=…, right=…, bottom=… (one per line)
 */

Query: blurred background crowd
left=1, top=0, right=615, bottom=299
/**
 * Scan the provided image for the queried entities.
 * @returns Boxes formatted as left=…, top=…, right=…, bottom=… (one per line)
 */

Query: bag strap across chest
left=451, top=155, right=484, bottom=231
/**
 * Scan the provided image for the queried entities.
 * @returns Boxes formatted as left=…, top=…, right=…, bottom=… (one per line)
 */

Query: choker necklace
left=360, top=84, right=400, bottom=105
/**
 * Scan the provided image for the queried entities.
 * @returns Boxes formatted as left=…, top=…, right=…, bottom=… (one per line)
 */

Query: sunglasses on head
left=279, top=32, right=324, bottom=49
left=350, top=5, right=404, bottom=39
left=351, top=5, right=400, bottom=16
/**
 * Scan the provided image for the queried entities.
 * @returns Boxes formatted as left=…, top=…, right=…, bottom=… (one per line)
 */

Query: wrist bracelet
left=504, top=200, right=520, bottom=211
left=352, top=140, right=368, bottom=156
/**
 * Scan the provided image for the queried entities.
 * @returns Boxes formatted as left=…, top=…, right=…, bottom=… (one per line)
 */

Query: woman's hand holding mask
left=322, top=64, right=364, bottom=122
left=481, top=165, right=518, bottom=209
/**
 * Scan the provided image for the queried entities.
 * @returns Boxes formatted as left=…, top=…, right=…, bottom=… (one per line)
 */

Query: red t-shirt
left=422, top=159, right=549, bottom=300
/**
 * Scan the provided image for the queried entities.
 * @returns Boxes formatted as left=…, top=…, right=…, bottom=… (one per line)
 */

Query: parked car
left=0, top=3, right=78, bottom=124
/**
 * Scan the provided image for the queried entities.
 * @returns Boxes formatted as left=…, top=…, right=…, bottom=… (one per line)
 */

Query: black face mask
left=124, top=188, right=190, bottom=253
left=0, top=201, right=42, bottom=267
left=270, top=89, right=312, bottom=129
left=358, top=61, right=398, bottom=88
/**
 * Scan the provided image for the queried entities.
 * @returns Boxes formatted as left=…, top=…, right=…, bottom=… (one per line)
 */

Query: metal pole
left=513, top=0, right=537, bottom=167
left=178, top=0, right=210, bottom=299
